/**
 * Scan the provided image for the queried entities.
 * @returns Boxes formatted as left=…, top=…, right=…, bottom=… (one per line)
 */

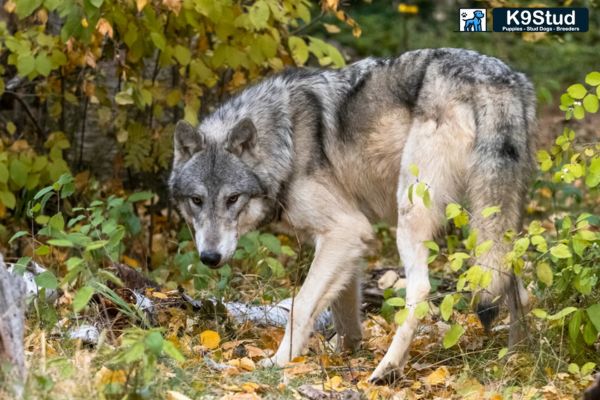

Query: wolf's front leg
left=261, top=221, right=372, bottom=368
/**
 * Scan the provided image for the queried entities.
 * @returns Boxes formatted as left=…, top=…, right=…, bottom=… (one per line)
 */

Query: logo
left=459, top=9, right=487, bottom=32
left=492, top=8, right=589, bottom=32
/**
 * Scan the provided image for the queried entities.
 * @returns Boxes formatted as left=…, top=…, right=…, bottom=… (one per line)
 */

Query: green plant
left=9, top=173, right=154, bottom=324
left=97, top=328, right=184, bottom=398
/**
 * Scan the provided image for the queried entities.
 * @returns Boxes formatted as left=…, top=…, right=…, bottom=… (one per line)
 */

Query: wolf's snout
left=200, top=251, right=222, bottom=267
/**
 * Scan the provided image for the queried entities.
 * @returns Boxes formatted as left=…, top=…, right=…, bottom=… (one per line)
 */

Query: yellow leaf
left=136, top=0, right=148, bottom=12
left=162, top=0, right=181, bottom=15
left=323, top=23, right=340, bottom=33
left=166, top=391, right=192, bottom=400
left=95, top=366, right=126, bottom=386
left=239, top=357, right=256, bottom=371
left=200, top=330, right=221, bottom=349
left=241, top=382, right=260, bottom=393
left=122, top=255, right=139, bottom=268
left=95, top=18, right=113, bottom=38
left=323, top=375, right=344, bottom=391
left=322, top=0, right=339, bottom=11
left=423, top=366, right=449, bottom=386
left=398, top=3, right=419, bottom=14
left=151, top=291, right=168, bottom=299
left=81, top=18, right=88, bottom=28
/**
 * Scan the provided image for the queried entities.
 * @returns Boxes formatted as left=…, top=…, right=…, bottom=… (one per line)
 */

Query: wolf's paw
left=335, top=334, right=362, bottom=354
left=258, top=356, right=277, bottom=369
left=368, top=361, right=404, bottom=385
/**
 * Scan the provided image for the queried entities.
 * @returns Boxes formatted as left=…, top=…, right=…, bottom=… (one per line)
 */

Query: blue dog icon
left=463, top=10, right=485, bottom=31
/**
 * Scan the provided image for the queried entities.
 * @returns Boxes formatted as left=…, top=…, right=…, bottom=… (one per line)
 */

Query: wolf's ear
left=173, top=120, right=204, bottom=165
left=225, top=118, right=257, bottom=157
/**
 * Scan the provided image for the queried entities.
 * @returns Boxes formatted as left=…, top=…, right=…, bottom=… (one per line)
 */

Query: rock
left=377, top=270, right=399, bottom=290
left=68, top=324, right=100, bottom=345
left=393, top=278, right=407, bottom=290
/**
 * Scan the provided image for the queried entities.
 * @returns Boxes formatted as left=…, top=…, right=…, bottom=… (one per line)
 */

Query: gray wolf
left=169, top=48, right=536, bottom=382
left=463, top=10, right=485, bottom=31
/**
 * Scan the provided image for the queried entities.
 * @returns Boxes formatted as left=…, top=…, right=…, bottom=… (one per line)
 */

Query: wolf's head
left=169, top=119, right=270, bottom=268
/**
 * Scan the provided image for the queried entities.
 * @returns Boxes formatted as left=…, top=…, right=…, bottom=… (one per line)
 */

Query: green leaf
left=10, top=159, right=28, bottom=188
left=259, top=233, right=281, bottom=254
left=548, top=306, right=577, bottom=321
left=550, top=243, right=571, bottom=259
left=586, top=304, right=600, bottom=332
left=47, top=239, right=74, bottom=247
left=582, top=362, right=596, bottom=376
left=536, top=262, right=553, bottom=286
left=115, top=90, right=134, bottom=106
left=443, top=324, right=465, bottom=348
left=567, top=84, right=587, bottom=99
left=150, top=32, right=166, bottom=51
left=409, top=164, right=419, bottom=177
left=127, top=191, right=154, bottom=202
left=249, top=0, right=270, bottom=29
left=174, top=45, right=191, bottom=66
left=481, top=206, right=501, bottom=218
left=85, top=240, right=109, bottom=251
left=288, top=36, right=309, bottom=65
left=585, top=71, right=600, bottom=86
left=394, top=308, right=409, bottom=326
left=531, top=308, right=547, bottom=319
left=73, top=286, right=95, bottom=312
left=163, top=340, right=185, bottom=362
left=386, top=297, right=405, bottom=307
left=17, top=53, right=35, bottom=76
left=35, top=271, right=58, bottom=289
left=0, top=163, right=9, bottom=183
left=89, top=0, right=104, bottom=7
left=49, top=212, right=65, bottom=231
left=440, top=294, right=453, bottom=321
left=0, top=190, right=16, bottom=209
left=145, top=331, right=164, bottom=355
left=583, top=94, right=599, bottom=113
left=569, top=310, right=582, bottom=343
left=15, top=0, right=43, bottom=18
left=265, top=257, right=285, bottom=278
left=475, top=240, right=493, bottom=257
left=35, top=53, right=52, bottom=76
left=573, top=104, right=585, bottom=120
left=568, top=363, right=579, bottom=375
left=9, top=231, right=28, bottom=244
left=497, top=347, right=508, bottom=359
left=124, top=342, right=145, bottom=363
left=446, top=203, right=461, bottom=219
left=583, top=321, right=598, bottom=345
left=414, top=302, right=429, bottom=319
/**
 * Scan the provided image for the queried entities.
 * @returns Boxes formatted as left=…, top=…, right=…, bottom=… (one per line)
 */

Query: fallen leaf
left=200, top=330, right=221, bottom=350
left=166, top=390, right=192, bottom=400
left=422, top=366, right=449, bottom=386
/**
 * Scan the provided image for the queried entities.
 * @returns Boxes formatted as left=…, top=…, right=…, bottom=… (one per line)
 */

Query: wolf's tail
left=467, top=73, right=536, bottom=329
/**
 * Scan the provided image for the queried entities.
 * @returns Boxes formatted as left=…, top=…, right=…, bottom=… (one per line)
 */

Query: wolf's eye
left=226, top=194, right=240, bottom=207
left=191, top=196, right=203, bottom=207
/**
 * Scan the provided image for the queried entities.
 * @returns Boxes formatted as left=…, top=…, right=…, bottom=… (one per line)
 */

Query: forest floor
left=7, top=109, right=600, bottom=400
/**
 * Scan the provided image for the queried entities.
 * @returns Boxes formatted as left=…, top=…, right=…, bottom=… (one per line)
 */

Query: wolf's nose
left=200, top=251, right=222, bottom=267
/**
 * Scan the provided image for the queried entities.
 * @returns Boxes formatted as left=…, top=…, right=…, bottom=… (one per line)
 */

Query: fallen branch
left=0, top=254, right=28, bottom=394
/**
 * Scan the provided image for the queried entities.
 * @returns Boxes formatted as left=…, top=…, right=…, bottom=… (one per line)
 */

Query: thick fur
left=169, top=48, right=536, bottom=382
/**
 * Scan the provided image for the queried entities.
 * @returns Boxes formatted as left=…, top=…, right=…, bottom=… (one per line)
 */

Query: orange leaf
left=423, top=366, right=449, bottom=386
left=200, top=330, right=221, bottom=350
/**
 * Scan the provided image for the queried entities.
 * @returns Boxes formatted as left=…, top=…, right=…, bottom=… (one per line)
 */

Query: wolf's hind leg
left=331, top=274, right=363, bottom=352
left=468, top=157, right=530, bottom=348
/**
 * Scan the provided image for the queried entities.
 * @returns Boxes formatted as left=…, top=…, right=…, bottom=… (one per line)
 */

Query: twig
left=78, top=96, right=89, bottom=169
left=6, top=91, right=45, bottom=139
